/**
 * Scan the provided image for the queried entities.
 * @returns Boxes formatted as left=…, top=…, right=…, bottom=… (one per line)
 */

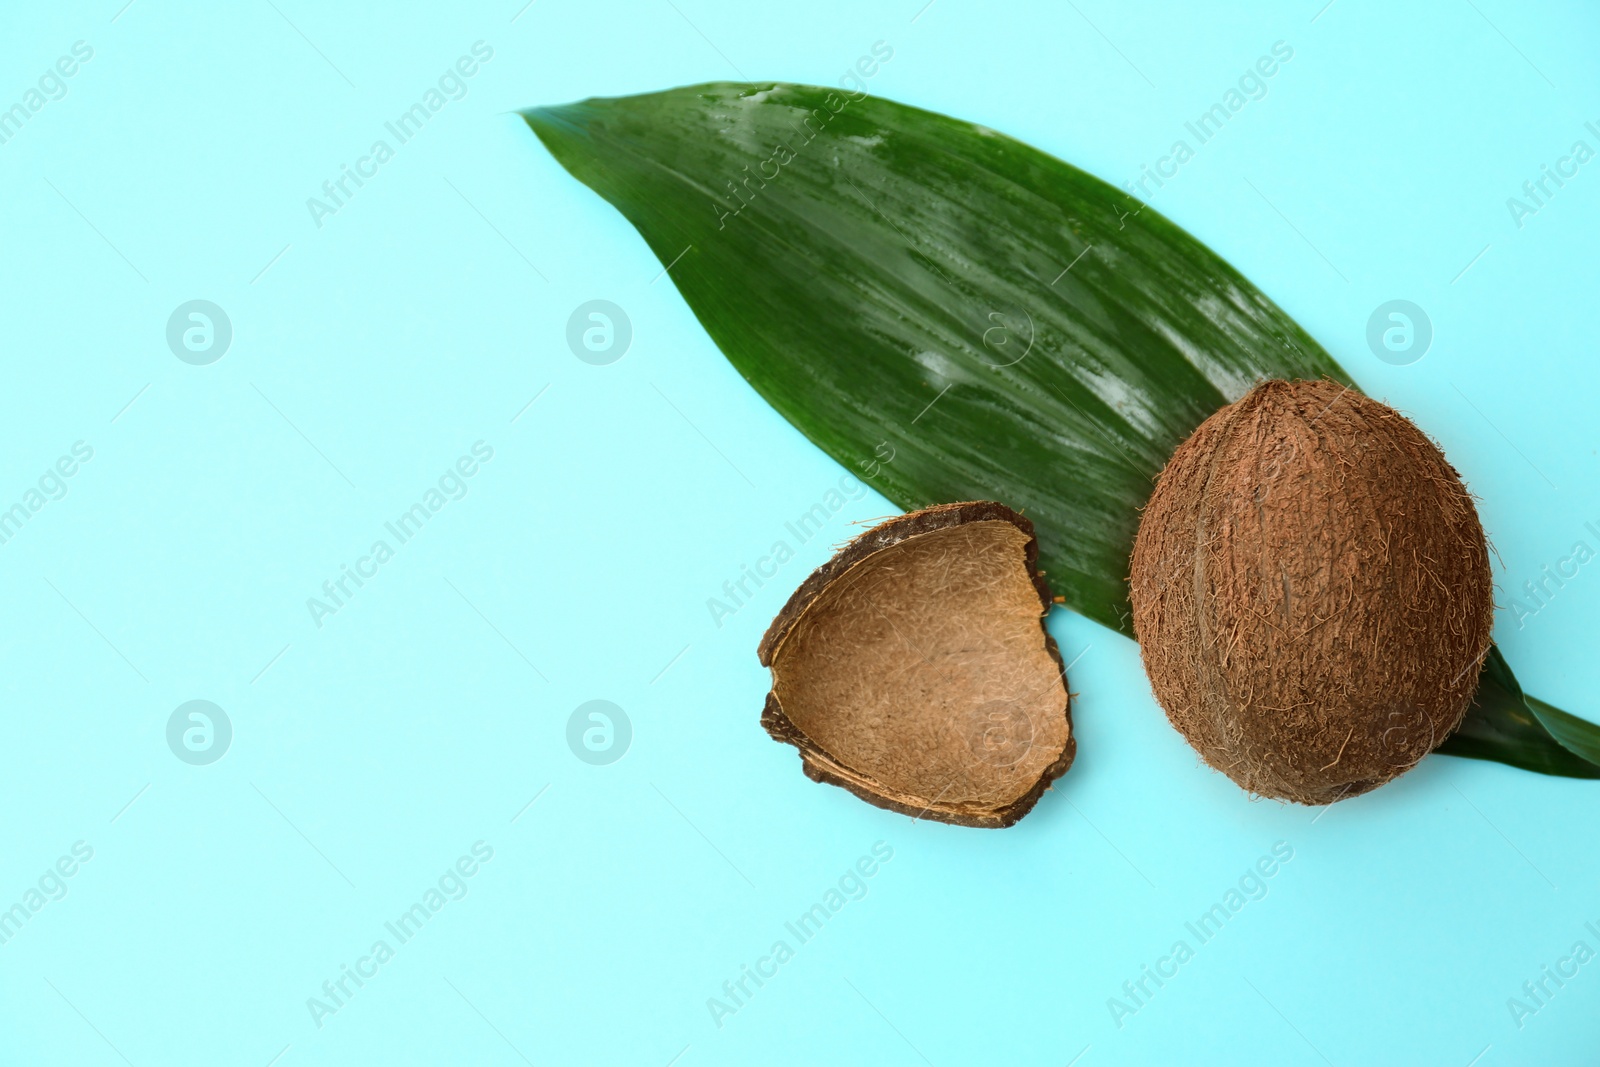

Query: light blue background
left=1, top=1, right=1598, bottom=1064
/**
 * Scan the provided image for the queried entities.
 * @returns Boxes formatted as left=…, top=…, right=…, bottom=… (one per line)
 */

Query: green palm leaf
left=523, top=81, right=1600, bottom=779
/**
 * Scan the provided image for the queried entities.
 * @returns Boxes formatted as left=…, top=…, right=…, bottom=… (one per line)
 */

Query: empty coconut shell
left=1129, top=379, right=1494, bottom=804
left=758, top=501, right=1074, bottom=828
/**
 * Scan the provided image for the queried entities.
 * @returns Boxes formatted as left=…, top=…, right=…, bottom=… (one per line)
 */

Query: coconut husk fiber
left=759, top=502, right=1074, bottom=828
left=1129, top=379, right=1494, bottom=804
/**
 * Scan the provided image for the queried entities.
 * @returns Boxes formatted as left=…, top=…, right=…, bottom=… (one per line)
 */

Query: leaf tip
left=518, top=101, right=586, bottom=142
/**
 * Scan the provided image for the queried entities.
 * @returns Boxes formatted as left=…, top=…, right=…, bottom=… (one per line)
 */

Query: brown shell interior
left=768, top=519, right=1070, bottom=814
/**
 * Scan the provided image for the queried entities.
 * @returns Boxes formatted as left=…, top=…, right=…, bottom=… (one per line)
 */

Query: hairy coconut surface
left=759, top=502, right=1074, bottom=828
left=1129, top=379, right=1494, bottom=804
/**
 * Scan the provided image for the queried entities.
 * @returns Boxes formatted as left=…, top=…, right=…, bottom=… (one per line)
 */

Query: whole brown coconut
left=1129, top=379, right=1494, bottom=804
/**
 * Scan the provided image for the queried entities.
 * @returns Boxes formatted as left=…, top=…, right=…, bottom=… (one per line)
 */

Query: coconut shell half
left=758, top=502, right=1074, bottom=828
